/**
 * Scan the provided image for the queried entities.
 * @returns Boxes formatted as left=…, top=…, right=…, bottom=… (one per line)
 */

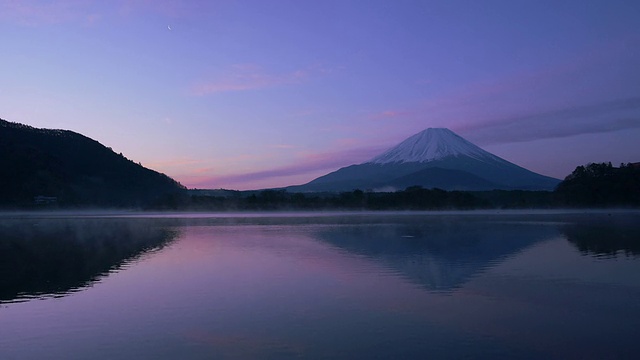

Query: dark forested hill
left=0, top=119, right=185, bottom=207
left=555, top=162, right=640, bottom=206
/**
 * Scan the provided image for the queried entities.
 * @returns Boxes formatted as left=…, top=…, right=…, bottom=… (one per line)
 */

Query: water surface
left=1, top=211, right=639, bottom=359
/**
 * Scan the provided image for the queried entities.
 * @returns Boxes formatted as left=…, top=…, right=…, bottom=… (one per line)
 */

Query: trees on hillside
left=555, top=162, right=640, bottom=206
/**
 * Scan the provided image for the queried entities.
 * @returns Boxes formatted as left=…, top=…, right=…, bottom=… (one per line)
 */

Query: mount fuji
left=288, top=128, right=560, bottom=192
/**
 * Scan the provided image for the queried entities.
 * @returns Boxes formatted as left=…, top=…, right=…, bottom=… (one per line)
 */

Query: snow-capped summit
left=288, top=127, right=561, bottom=192
left=369, top=128, right=491, bottom=164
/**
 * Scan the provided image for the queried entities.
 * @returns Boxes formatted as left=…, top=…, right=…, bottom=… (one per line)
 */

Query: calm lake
left=1, top=211, right=639, bottom=359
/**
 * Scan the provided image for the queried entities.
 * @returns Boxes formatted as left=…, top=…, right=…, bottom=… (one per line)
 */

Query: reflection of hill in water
left=0, top=218, right=178, bottom=303
left=562, top=214, right=640, bottom=257
left=313, top=219, right=557, bottom=291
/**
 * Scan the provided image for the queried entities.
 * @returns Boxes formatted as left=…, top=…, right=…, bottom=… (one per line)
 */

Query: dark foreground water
left=1, top=211, right=639, bottom=359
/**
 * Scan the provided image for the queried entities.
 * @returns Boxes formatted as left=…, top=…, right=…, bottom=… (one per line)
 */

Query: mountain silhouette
left=0, top=119, right=184, bottom=207
left=289, top=128, right=560, bottom=192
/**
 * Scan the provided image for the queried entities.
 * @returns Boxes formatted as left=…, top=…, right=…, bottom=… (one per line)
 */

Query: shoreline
left=1, top=208, right=639, bottom=219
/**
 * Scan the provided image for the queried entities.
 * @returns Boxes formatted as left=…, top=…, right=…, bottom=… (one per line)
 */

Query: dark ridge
left=0, top=118, right=185, bottom=208
left=388, top=167, right=502, bottom=191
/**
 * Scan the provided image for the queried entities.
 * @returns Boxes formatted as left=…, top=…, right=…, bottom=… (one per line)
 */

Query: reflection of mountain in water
left=0, top=218, right=178, bottom=303
left=562, top=214, right=640, bottom=257
left=313, top=219, right=557, bottom=291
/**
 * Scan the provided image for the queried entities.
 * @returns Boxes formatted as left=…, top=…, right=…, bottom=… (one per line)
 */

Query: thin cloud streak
left=193, top=146, right=385, bottom=189
left=460, top=97, right=640, bottom=146
left=192, top=102, right=636, bottom=187
left=370, top=36, right=640, bottom=146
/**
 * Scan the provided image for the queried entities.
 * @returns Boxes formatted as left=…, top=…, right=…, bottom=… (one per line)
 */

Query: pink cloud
left=187, top=145, right=386, bottom=190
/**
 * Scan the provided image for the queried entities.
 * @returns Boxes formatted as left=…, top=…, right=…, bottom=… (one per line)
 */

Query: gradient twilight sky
left=2, top=0, right=639, bottom=190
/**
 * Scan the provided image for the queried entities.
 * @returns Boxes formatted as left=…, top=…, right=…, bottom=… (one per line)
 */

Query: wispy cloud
left=182, top=37, right=640, bottom=189
left=192, top=145, right=385, bottom=189
left=460, top=97, right=640, bottom=145
left=362, top=36, right=640, bottom=147
left=191, top=64, right=331, bottom=96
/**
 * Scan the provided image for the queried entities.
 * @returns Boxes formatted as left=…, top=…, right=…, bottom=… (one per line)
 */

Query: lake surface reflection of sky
left=1, top=211, right=639, bottom=359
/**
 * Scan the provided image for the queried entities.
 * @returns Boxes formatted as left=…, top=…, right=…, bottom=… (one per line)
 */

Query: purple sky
left=2, top=0, right=639, bottom=190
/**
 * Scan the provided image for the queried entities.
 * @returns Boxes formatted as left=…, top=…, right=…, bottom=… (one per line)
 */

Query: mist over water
left=0, top=217, right=178, bottom=303
left=1, top=211, right=639, bottom=359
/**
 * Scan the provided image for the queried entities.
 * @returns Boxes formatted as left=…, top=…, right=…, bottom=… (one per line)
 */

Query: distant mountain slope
left=0, top=119, right=184, bottom=207
left=388, top=167, right=501, bottom=191
left=289, top=128, right=560, bottom=192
